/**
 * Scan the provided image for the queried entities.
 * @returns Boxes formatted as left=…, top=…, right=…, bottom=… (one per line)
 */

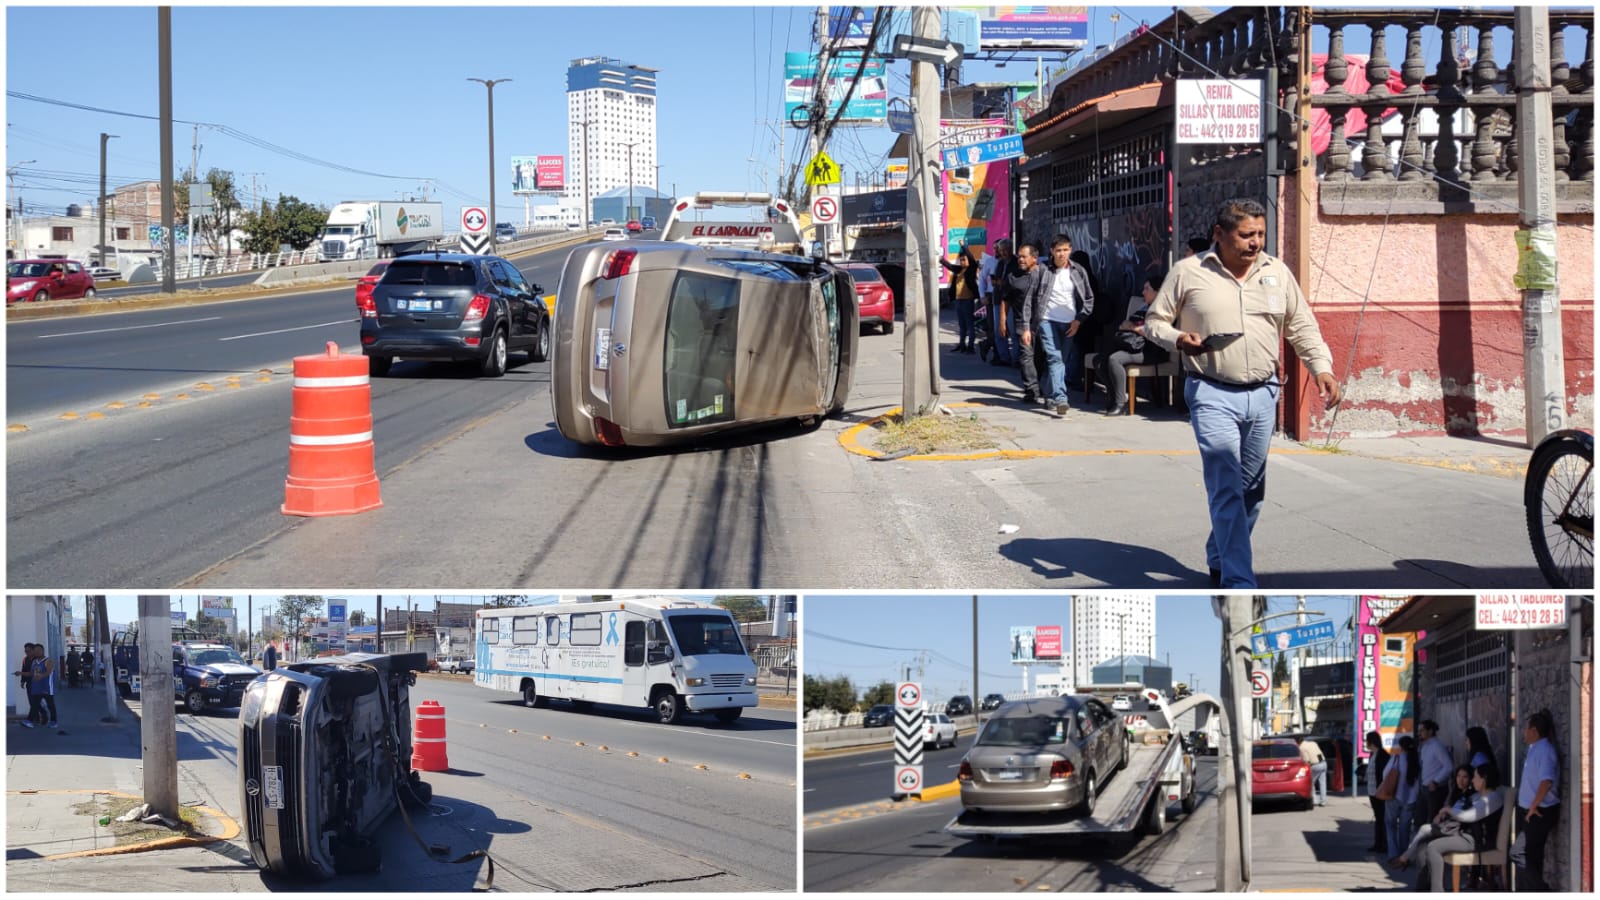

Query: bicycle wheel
left=1524, top=437, right=1594, bottom=589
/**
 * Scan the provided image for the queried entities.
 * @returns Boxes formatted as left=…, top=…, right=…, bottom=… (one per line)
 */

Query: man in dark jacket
left=1016, top=236, right=1099, bottom=416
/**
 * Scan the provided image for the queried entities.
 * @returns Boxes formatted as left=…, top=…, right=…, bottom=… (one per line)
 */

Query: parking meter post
left=138, top=595, right=178, bottom=819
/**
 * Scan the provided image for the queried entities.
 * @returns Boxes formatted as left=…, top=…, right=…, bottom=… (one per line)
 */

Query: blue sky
left=5, top=4, right=1145, bottom=226
left=74, top=595, right=559, bottom=633
left=802, top=594, right=1357, bottom=702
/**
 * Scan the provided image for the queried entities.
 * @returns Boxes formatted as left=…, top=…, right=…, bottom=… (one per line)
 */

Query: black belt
left=1189, top=372, right=1277, bottom=390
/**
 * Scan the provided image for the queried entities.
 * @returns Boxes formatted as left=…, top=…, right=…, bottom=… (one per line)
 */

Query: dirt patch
left=870, top=410, right=1013, bottom=456
left=70, top=794, right=204, bottom=846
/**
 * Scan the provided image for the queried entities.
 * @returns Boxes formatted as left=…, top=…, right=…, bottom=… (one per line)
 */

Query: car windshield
left=664, top=613, right=747, bottom=656
left=9, top=263, right=51, bottom=277
left=382, top=261, right=476, bottom=286
left=1253, top=742, right=1301, bottom=760
left=870, top=706, right=891, bottom=715
left=977, top=714, right=1070, bottom=747
left=190, top=648, right=246, bottom=667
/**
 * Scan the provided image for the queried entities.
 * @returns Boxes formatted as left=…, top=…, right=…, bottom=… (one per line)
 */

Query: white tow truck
left=946, top=686, right=1210, bottom=841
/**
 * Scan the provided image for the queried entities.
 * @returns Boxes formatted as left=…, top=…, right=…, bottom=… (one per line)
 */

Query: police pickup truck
left=111, top=624, right=262, bottom=714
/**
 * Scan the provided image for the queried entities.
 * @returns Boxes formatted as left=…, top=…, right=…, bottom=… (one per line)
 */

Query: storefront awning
left=1378, top=596, right=1476, bottom=634
left=1021, top=81, right=1170, bottom=155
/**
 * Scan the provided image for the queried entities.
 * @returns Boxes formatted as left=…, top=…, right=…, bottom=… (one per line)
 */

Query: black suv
left=173, top=641, right=262, bottom=714
left=360, top=252, right=549, bottom=378
left=862, top=704, right=894, bottom=728
left=946, top=695, right=974, bottom=716
left=981, top=693, right=1006, bottom=711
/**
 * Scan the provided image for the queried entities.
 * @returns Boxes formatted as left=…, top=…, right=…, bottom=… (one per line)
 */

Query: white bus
left=473, top=598, right=758, bottom=724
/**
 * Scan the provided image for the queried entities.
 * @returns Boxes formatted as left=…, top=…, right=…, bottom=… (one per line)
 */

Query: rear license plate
left=594, top=327, right=611, bottom=370
left=398, top=298, right=445, bottom=312
left=995, top=768, right=1025, bottom=781
left=263, top=765, right=285, bottom=810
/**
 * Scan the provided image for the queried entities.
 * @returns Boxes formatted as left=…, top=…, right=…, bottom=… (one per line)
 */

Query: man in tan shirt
left=1145, top=198, right=1341, bottom=588
left=1297, top=736, right=1330, bottom=806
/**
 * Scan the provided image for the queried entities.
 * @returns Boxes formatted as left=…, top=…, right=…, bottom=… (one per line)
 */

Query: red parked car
left=7, top=259, right=98, bottom=304
left=354, top=260, right=392, bottom=317
left=841, top=263, right=895, bottom=334
left=1251, top=738, right=1313, bottom=809
left=625, top=219, right=643, bottom=233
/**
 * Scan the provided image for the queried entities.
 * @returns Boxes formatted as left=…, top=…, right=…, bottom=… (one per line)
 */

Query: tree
left=484, top=596, right=533, bottom=608
left=803, top=673, right=857, bottom=714
left=276, top=195, right=327, bottom=250
left=276, top=595, right=325, bottom=660
left=715, top=595, right=766, bottom=623
left=1272, top=652, right=1289, bottom=685
left=861, top=680, right=896, bottom=709
left=190, top=168, right=241, bottom=258
left=238, top=199, right=280, bottom=254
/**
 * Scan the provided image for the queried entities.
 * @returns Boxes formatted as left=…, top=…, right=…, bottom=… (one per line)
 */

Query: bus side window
left=545, top=616, right=560, bottom=646
left=646, top=621, right=673, bottom=664
left=624, top=621, right=646, bottom=666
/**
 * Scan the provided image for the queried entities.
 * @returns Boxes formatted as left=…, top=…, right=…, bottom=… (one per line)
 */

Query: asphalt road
left=804, top=735, right=975, bottom=813
left=803, top=757, right=1221, bottom=892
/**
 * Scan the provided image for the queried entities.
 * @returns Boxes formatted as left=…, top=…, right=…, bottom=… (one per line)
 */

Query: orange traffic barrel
left=412, top=699, right=449, bottom=772
left=281, top=342, right=382, bottom=517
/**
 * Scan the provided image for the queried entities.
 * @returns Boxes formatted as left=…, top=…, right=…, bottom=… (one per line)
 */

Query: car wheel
left=654, top=689, right=682, bottom=724
left=183, top=689, right=206, bottom=715
left=1117, top=736, right=1129, bottom=772
left=83, top=287, right=97, bottom=300
left=528, top=318, right=551, bottom=363
left=1181, top=785, right=1197, bottom=815
left=117, top=682, right=131, bottom=699
left=369, top=355, right=392, bottom=377
left=31, top=289, right=48, bottom=303
left=882, top=320, right=894, bottom=335
left=1142, top=794, right=1168, bottom=835
left=522, top=682, right=547, bottom=708
left=714, top=708, right=743, bottom=724
left=1078, top=770, right=1097, bottom=815
left=479, top=329, right=508, bottom=377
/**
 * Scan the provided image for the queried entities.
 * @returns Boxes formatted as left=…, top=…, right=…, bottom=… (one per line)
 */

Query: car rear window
left=1253, top=742, right=1301, bottom=760
left=978, top=714, right=1069, bottom=746
left=381, top=260, right=477, bottom=286
left=844, top=267, right=883, bottom=283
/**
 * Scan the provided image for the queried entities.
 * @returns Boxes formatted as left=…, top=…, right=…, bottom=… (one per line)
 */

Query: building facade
left=1071, top=594, right=1156, bottom=688
left=6, top=596, right=69, bottom=717
left=566, top=57, right=659, bottom=224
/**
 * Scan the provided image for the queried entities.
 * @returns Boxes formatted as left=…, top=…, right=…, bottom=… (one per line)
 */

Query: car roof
left=991, top=696, right=1086, bottom=718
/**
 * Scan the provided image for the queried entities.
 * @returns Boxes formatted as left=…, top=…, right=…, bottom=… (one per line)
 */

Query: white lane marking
left=972, top=466, right=1036, bottom=514
left=37, top=316, right=224, bottom=338
left=220, top=319, right=358, bottom=341
left=1270, top=452, right=1362, bottom=489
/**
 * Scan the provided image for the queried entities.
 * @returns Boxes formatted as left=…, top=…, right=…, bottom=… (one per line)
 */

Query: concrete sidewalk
left=1251, top=792, right=1427, bottom=893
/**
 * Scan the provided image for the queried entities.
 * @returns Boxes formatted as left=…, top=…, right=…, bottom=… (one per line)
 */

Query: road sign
left=888, top=107, right=914, bottom=135
left=940, top=134, right=1025, bottom=169
left=896, top=681, right=921, bottom=709
left=461, top=206, right=488, bottom=235
left=896, top=766, right=924, bottom=794
left=1476, top=594, right=1567, bottom=629
left=1250, top=670, right=1270, bottom=698
left=805, top=151, right=841, bottom=187
left=811, top=195, right=839, bottom=225
left=1250, top=620, right=1337, bottom=655
left=460, top=233, right=490, bottom=256
left=891, top=33, right=963, bottom=67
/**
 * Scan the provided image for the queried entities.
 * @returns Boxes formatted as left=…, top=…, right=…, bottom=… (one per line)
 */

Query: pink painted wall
left=1288, top=187, right=1594, bottom=438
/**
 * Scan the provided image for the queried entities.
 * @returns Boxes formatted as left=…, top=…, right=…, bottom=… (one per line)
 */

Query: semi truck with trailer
left=318, top=201, right=443, bottom=262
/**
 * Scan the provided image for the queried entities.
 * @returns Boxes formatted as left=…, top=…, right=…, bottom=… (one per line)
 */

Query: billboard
left=1009, top=626, right=1036, bottom=663
left=535, top=155, right=565, bottom=191
left=940, top=117, right=1013, bottom=282
left=785, top=51, right=887, bottom=124
left=199, top=596, right=234, bottom=619
left=827, top=6, right=1087, bottom=53
left=841, top=188, right=906, bottom=228
left=512, top=157, right=537, bottom=195
left=1034, top=625, right=1062, bottom=660
left=1354, top=596, right=1419, bottom=761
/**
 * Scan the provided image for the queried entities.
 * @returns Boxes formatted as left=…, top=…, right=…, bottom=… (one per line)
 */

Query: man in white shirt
left=1417, top=720, right=1454, bottom=830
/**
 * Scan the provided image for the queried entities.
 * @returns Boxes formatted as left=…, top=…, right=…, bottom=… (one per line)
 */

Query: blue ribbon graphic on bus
left=606, top=612, right=620, bottom=645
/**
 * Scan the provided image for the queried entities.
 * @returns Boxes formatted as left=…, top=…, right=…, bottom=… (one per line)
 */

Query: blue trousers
left=989, top=302, right=1012, bottom=363
left=1186, top=376, right=1279, bottom=587
left=1037, top=320, right=1081, bottom=406
left=955, top=298, right=975, bottom=345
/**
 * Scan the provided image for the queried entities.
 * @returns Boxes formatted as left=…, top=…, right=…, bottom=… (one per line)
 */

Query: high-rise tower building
left=1070, top=594, right=1157, bottom=688
left=566, top=57, right=658, bottom=224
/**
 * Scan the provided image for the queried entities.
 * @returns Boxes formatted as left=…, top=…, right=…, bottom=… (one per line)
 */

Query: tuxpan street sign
left=1251, top=620, right=1337, bottom=655
left=940, top=133, right=1024, bottom=169
left=888, top=107, right=914, bottom=135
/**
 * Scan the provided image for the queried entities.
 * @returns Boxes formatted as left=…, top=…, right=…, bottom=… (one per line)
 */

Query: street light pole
left=98, top=134, right=119, bottom=269
left=623, top=141, right=639, bottom=223
left=468, top=77, right=511, bottom=252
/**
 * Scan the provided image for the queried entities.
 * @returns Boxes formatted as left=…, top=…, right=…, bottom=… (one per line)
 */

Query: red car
left=625, top=219, right=643, bottom=233
left=7, top=259, right=98, bottom=304
left=354, top=260, right=392, bottom=318
left=841, top=263, right=895, bottom=334
left=1251, top=738, right=1313, bottom=809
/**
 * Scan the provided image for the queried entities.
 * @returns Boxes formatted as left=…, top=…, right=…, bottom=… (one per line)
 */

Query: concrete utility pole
left=158, top=7, right=175, bottom=294
left=902, top=4, right=943, bottom=417
left=1514, top=7, right=1565, bottom=445
left=98, top=133, right=117, bottom=268
left=91, top=595, right=117, bottom=722
left=579, top=118, right=593, bottom=230
left=623, top=141, right=639, bottom=221
left=468, top=77, right=511, bottom=253
left=138, top=596, right=177, bottom=818
left=1214, top=595, right=1260, bottom=892
left=971, top=596, right=979, bottom=706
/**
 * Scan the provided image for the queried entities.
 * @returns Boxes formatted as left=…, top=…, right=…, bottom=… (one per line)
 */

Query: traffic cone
left=281, top=342, right=382, bottom=516
left=411, top=700, right=448, bottom=772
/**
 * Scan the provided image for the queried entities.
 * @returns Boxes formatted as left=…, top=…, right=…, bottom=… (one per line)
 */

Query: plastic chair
left=1442, top=803, right=1513, bottom=892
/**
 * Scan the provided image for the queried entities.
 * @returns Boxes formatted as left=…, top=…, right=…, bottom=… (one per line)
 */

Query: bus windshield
left=665, top=614, right=747, bottom=656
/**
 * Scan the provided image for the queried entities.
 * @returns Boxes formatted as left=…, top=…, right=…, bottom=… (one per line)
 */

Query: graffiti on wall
left=1058, top=203, right=1169, bottom=316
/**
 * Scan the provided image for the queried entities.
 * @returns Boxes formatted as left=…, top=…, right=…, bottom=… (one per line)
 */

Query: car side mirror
left=531, top=284, right=543, bottom=296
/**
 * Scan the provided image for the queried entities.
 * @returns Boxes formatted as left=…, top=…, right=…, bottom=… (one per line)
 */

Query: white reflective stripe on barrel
left=294, top=374, right=370, bottom=388
left=413, top=736, right=447, bottom=743
left=288, top=431, right=373, bottom=446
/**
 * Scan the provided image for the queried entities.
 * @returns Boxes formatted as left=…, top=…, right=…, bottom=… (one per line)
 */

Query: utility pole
left=158, top=7, right=175, bottom=294
left=1214, top=595, right=1264, bottom=892
left=6, top=160, right=35, bottom=256
left=138, top=595, right=177, bottom=819
left=1514, top=7, right=1565, bottom=445
left=970, top=596, right=979, bottom=709
left=468, top=77, right=511, bottom=253
left=579, top=118, right=593, bottom=230
left=98, top=133, right=117, bottom=268
left=902, top=4, right=943, bottom=417
left=92, top=595, right=117, bottom=721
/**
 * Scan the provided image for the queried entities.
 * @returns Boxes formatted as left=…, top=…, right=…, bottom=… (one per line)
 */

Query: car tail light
left=463, top=293, right=491, bottom=323
left=958, top=761, right=972, bottom=782
left=1049, top=759, right=1075, bottom=780
left=361, top=334, right=375, bottom=345
left=595, top=416, right=626, bottom=447
left=356, top=284, right=377, bottom=318
left=602, top=249, right=637, bottom=280
left=1296, top=764, right=1309, bottom=778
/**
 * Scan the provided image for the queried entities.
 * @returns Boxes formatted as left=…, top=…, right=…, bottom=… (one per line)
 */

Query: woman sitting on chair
left=1397, top=762, right=1505, bottom=892
left=1098, top=273, right=1170, bottom=417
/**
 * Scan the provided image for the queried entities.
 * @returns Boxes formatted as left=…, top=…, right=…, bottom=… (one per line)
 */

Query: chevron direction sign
left=893, top=681, right=924, bottom=796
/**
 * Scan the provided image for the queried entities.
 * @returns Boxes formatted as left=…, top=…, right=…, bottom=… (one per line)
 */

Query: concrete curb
left=7, top=789, right=240, bottom=860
